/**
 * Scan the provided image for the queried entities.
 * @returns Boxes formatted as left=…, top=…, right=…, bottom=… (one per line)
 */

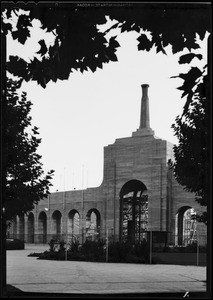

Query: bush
left=38, top=250, right=65, bottom=260
left=28, top=252, right=43, bottom=257
left=48, top=239, right=58, bottom=252
left=6, top=239, right=25, bottom=250
left=58, top=240, right=66, bottom=252
left=68, top=239, right=80, bottom=253
left=30, top=238, right=150, bottom=263
left=81, top=239, right=105, bottom=261
left=108, top=240, right=150, bottom=263
left=125, top=254, right=146, bottom=264
left=67, top=252, right=83, bottom=261
left=108, top=241, right=131, bottom=262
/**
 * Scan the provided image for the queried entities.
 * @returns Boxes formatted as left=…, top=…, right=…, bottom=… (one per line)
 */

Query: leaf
left=1, top=22, right=12, bottom=35
left=37, top=40, right=48, bottom=57
left=7, top=56, right=29, bottom=79
left=184, top=37, right=200, bottom=52
left=17, top=28, right=31, bottom=44
left=11, top=30, right=19, bottom=40
left=179, top=53, right=203, bottom=64
left=120, top=21, right=132, bottom=33
left=156, top=43, right=167, bottom=55
left=131, top=23, right=140, bottom=33
left=107, top=51, right=118, bottom=62
left=109, top=36, right=120, bottom=49
left=16, top=14, right=32, bottom=29
left=174, top=67, right=204, bottom=114
left=137, top=34, right=153, bottom=51
left=6, top=8, right=12, bottom=19
left=104, top=22, right=119, bottom=34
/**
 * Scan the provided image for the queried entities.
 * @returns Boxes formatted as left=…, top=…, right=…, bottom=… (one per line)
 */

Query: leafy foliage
left=170, top=74, right=209, bottom=224
left=2, top=3, right=211, bottom=89
left=2, top=79, right=54, bottom=221
left=34, top=238, right=150, bottom=263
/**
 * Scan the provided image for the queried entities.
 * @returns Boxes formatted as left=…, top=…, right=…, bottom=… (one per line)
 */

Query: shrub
left=125, top=254, right=146, bottom=264
left=81, top=239, right=105, bottom=261
left=6, top=239, right=25, bottom=250
left=108, top=241, right=132, bottom=262
left=68, top=239, right=80, bottom=253
left=107, top=240, right=150, bottom=263
left=58, top=240, right=66, bottom=252
left=28, top=252, right=42, bottom=257
left=29, top=238, right=151, bottom=263
left=37, top=250, right=64, bottom=260
left=48, top=239, right=58, bottom=252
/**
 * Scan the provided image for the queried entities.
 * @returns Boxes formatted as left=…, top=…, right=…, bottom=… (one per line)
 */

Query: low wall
left=152, top=252, right=206, bottom=266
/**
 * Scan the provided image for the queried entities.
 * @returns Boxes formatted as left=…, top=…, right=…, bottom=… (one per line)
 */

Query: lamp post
left=106, top=228, right=109, bottom=262
left=65, top=221, right=68, bottom=261
left=106, top=228, right=113, bottom=262
left=150, top=230, right=152, bottom=265
left=44, top=207, right=49, bottom=244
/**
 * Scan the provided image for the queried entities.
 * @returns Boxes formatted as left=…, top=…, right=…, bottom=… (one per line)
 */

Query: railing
left=7, top=231, right=207, bottom=265
left=6, top=231, right=207, bottom=246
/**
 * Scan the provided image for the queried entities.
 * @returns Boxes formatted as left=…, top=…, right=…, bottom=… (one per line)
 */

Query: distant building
left=10, top=84, right=207, bottom=246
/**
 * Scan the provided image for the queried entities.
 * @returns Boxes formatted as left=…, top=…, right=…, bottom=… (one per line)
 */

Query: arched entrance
left=38, top=211, right=47, bottom=243
left=119, top=180, right=148, bottom=244
left=52, top=210, right=62, bottom=239
left=175, top=206, right=197, bottom=246
left=27, top=212, right=35, bottom=243
left=86, top=209, right=101, bottom=241
left=12, top=216, right=18, bottom=239
left=18, top=214, right=25, bottom=241
left=67, top=210, right=80, bottom=242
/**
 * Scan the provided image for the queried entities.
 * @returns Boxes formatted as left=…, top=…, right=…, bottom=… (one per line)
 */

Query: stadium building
left=10, top=84, right=207, bottom=246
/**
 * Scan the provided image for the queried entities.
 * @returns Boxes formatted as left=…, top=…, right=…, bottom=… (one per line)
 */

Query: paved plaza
left=6, top=244, right=207, bottom=296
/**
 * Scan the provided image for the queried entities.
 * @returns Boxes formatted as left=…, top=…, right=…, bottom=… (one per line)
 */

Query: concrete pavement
left=6, top=244, right=207, bottom=295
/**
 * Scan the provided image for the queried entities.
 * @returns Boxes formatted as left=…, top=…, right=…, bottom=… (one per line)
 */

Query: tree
left=2, top=3, right=211, bottom=93
left=1, top=3, right=211, bottom=223
left=170, top=74, right=210, bottom=224
left=2, top=78, right=54, bottom=221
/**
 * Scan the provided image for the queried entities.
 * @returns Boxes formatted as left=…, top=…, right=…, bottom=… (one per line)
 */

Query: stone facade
left=10, top=85, right=207, bottom=245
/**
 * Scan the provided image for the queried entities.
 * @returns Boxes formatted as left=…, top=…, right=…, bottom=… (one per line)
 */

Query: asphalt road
left=5, top=244, right=207, bottom=296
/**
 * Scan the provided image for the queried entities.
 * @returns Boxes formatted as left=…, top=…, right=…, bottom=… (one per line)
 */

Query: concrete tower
left=140, top=84, right=150, bottom=129
left=132, top=84, right=154, bottom=136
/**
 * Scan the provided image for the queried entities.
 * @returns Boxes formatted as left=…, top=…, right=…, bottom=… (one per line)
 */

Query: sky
left=6, top=15, right=208, bottom=193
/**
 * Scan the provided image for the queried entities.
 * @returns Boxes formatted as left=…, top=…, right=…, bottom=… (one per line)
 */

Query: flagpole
left=82, top=165, right=84, bottom=243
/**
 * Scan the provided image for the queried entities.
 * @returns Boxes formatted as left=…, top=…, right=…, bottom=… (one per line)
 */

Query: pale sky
left=6, top=15, right=208, bottom=192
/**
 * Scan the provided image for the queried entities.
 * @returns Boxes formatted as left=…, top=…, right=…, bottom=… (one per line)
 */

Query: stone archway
left=119, top=179, right=148, bottom=244
left=38, top=211, right=47, bottom=243
left=52, top=210, right=62, bottom=239
left=67, top=210, right=80, bottom=242
left=175, top=206, right=197, bottom=246
left=12, top=216, right=18, bottom=239
left=86, top=209, right=101, bottom=241
left=18, top=214, right=25, bottom=241
left=27, top=212, right=35, bottom=243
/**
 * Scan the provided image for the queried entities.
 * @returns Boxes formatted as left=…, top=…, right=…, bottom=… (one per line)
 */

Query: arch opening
left=175, top=206, right=197, bottom=246
left=38, top=211, right=47, bottom=243
left=86, top=209, right=101, bottom=241
left=11, top=216, right=18, bottom=239
left=120, top=180, right=148, bottom=244
left=18, top=214, right=25, bottom=241
left=67, top=210, right=80, bottom=242
left=52, top=210, right=62, bottom=239
left=27, top=212, right=35, bottom=243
